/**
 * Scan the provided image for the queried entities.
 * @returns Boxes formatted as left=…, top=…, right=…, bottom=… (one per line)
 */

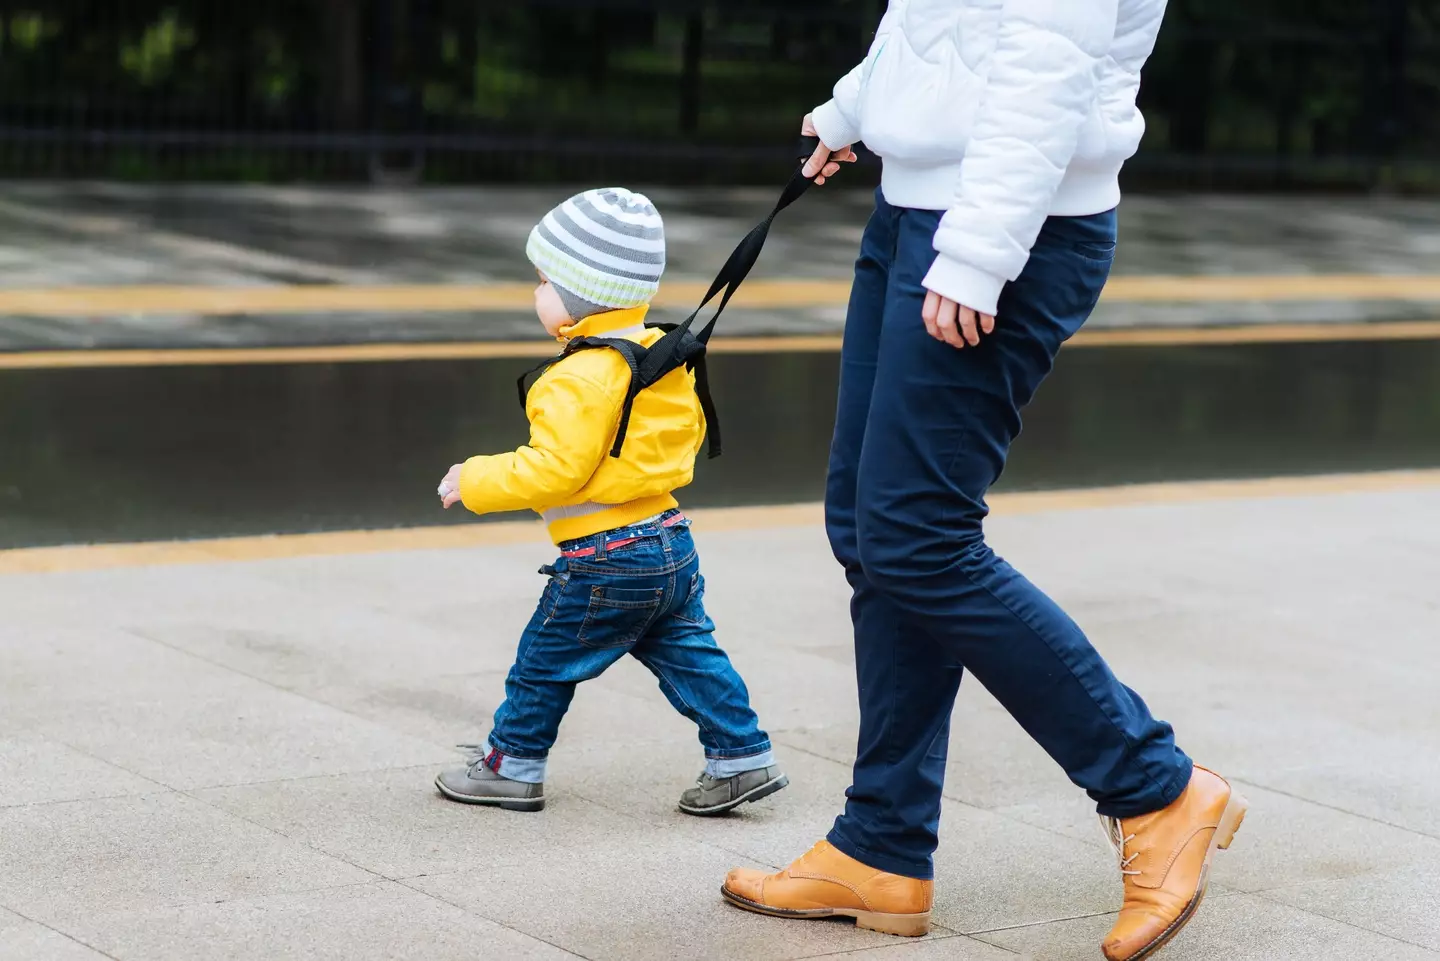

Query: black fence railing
left=1, top=0, right=1437, bottom=189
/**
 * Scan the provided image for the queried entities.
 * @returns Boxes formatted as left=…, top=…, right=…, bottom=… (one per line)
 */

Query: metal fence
left=1, top=0, right=1437, bottom=189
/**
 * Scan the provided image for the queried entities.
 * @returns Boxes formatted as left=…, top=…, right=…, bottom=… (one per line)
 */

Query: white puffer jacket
left=811, top=0, right=1168, bottom=315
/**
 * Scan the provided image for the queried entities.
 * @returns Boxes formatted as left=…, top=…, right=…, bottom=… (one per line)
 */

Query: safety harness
left=516, top=144, right=819, bottom=460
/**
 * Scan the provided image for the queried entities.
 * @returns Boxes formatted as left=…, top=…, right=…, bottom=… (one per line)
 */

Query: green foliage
left=118, top=9, right=195, bottom=86
left=0, top=0, right=1436, bottom=185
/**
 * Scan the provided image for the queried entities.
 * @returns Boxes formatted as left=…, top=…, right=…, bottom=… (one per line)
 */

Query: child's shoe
left=435, top=755, right=545, bottom=812
left=678, top=765, right=788, bottom=816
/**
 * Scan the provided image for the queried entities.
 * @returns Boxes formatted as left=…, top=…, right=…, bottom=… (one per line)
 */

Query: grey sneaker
left=678, top=765, right=788, bottom=817
left=435, top=757, right=545, bottom=812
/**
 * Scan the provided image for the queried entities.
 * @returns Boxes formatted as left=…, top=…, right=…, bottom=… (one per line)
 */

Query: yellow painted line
left=0, top=281, right=841, bottom=317
left=985, top=468, right=1440, bottom=512
left=0, top=341, right=561, bottom=370
left=1070, top=319, right=1440, bottom=347
left=1103, top=274, right=1440, bottom=302
left=2, top=274, right=1440, bottom=318
left=3, top=469, right=1436, bottom=576
left=0, top=336, right=843, bottom=370
left=0, top=505, right=821, bottom=576
left=4, top=320, right=1440, bottom=371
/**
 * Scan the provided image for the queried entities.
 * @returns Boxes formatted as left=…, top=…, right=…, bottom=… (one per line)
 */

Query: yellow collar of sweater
left=558, top=305, right=650, bottom=342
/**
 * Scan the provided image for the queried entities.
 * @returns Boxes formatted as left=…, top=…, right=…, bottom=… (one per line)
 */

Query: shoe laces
left=456, top=743, right=489, bottom=773
left=1101, top=816, right=1141, bottom=876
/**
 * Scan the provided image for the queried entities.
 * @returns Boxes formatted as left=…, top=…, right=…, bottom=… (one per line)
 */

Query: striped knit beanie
left=526, top=187, right=665, bottom=321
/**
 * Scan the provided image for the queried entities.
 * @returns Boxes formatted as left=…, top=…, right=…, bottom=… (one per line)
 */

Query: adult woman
left=720, top=3, right=1247, bottom=959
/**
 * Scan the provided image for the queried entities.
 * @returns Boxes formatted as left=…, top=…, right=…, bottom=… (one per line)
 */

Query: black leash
left=639, top=137, right=822, bottom=360
left=519, top=137, right=825, bottom=460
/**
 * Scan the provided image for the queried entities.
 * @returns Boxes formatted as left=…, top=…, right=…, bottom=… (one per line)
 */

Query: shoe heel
left=499, top=798, right=546, bottom=813
left=745, top=774, right=789, bottom=805
left=1215, top=792, right=1248, bottom=850
left=851, top=910, right=930, bottom=938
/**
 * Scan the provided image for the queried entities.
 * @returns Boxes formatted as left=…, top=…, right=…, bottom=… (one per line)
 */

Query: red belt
left=561, top=512, right=686, bottom=558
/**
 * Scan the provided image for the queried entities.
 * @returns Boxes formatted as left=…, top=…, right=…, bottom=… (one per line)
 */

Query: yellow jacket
left=458, top=306, right=704, bottom=544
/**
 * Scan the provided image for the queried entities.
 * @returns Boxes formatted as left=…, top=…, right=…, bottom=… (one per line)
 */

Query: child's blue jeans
left=482, top=510, right=775, bottom=783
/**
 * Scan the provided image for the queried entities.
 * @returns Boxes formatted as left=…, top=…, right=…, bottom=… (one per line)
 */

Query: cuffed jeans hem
left=827, top=824, right=934, bottom=881
left=1094, top=757, right=1194, bottom=820
left=483, top=738, right=547, bottom=784
left=705, top=746, right=775, bottom=778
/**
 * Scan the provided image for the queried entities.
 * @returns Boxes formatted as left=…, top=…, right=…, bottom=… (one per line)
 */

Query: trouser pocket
left=577, top=584, right=665, bottom=648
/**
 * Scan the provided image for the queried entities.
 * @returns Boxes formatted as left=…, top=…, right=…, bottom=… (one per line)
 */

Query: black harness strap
left=514, top=334, right=657, bottom=458
left=518, top=140, right=821, bottom=460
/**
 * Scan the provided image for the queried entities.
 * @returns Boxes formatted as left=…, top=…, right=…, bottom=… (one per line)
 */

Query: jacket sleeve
left=809, top=2, right=901, bottom=149
left=457, top=368, right=620, bottom=516
left=922, top=0, right=1122, bottom=316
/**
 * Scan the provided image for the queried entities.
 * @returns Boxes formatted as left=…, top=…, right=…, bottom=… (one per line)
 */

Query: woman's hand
left=801, top=114, right=857, bottom=186
left=922, top=291, right=995, bottom=348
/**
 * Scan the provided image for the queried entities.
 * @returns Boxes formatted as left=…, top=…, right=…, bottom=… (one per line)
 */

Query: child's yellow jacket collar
left=558, top=305, right=649, bottom=342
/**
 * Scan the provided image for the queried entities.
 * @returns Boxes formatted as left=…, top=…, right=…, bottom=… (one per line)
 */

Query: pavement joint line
left=803, top=929, right=975, bottom=957
left=144, top=767, right=725, bottom=953
left=961, top=865, right=1438, bottom=952
left=4, top=275, right=1440, bottom=318
left=182, top=762, right=449, bottom=796
left=4, top=470, right=1438, bottom=576
left=1247, top=887, right=1440, bottom=954
left=5, top=319, right=1440, bottom=370
left=0, top=903, right=124, bottom=961
left=0, top=786, right=180, bottom=813
left=390, top=877, right=592, bottom=960
left=963, top=907, right=1127, bottom=936
left=31, top=750, right=406, bottom=905
left=562, top=784, right=794, bottom=873
left=1230, top=776, right=1440, bottom=845
left=769, top=732, right=1109, bottom=855
left=0, top=730, right=178, bottom=810
left=123, top=624, right=460, bottom=777
left=171, top=783, right=400, bottom=887
left=775, top=729, right=1349, bottom=876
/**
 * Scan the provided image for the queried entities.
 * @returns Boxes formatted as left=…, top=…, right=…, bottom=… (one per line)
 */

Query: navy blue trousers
left=824, top=192, right=1193, bottom=880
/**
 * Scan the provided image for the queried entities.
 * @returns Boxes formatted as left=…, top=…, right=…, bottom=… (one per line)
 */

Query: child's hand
left=437, top=463, right=464, bottom=509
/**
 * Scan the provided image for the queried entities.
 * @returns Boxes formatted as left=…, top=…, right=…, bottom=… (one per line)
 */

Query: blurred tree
left=0, top=0, right=1437, bottom=185
left=318, top=0, right=365, bottom=129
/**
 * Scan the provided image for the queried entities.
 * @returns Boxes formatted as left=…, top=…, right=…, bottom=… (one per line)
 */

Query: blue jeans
left=824, top=192, right=1193, bottom=879
left=484, top=511, right=774, bottom=783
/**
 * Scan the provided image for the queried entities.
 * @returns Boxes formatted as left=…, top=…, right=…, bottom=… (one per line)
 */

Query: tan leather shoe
left=1101, top=765, right=1248, bottom=961
left=722, top=839, right=932, bottom=937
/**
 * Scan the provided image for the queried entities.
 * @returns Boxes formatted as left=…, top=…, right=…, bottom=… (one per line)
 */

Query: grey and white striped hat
left=526, top=187, right=665, bottom=320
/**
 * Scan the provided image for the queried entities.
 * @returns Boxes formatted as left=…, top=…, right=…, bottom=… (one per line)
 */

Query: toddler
left=434, top=187, right=786, bottom=815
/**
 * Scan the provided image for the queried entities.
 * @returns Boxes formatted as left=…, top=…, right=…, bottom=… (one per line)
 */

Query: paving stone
left=993, top=780, right=1440, bottom=896
left=569, top=744, right=1128, bottom=936
left=0, top=732, right=161, bottom=808
left=1264, top=854, right=1440, bottom=951
left=1, top=486, right=1437, bottom=959
left=775, top=688, right=1072, bottom=814
left=0, top=625, right=453, bottom=789
left=0, top=908, right=112, bottom=960
left=976, top=893, right=1440, bottom=961
left=0, top=793, right=370, bottom=927
left=195, top=765, right=677, bottom=881
left=406, top=826, right=906, bottom=961
left=54, top=881, right=578, bottom=961
left=820, top=936, right=1024, bottom=960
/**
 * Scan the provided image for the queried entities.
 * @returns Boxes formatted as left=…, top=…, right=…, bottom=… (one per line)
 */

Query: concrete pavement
left=2, top=480, right=1439, bottom=960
